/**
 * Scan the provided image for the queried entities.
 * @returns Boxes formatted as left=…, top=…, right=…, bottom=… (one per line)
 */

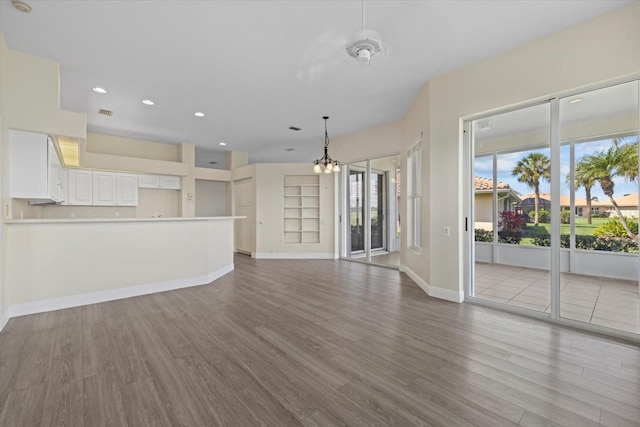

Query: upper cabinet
left=67, top=169, right=93, bottom=205
left=92, top=171, right=118, bottom=205
left=63, top=170, right=139, bottom=206
left=116, top=173, right=139, bottom=206
left=9, top=130, right=63, bottom=203
left=139, top=174, right=181, bottom=190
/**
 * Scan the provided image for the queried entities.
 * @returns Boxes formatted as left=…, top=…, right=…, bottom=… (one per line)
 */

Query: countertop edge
left=4, top=216, right=246, bottom=224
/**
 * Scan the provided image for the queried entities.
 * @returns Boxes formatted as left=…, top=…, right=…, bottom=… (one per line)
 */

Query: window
left=407, top=139, right=422, bottom=251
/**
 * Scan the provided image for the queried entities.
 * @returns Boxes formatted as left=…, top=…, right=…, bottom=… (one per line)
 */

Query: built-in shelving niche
left=284, top=175, right=320, bottom=243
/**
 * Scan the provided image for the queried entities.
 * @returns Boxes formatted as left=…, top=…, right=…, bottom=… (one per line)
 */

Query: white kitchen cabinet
left=116, top=173, right=139, bottom=206
left=67, top=169, right=94, bottom=205
left=92, top=171, right=117, bottom=205
left=159, top=175, right=181, bottom=189
left=138, top=174, right=160, bottom=188
left=10, top=130, right=63, bottom=203
left=138, top=174, right=181, bottom=190
left=92, top=171, right=139, bottom=206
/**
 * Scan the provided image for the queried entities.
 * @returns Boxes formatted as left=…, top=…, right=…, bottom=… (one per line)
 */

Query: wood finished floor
left=1, top=254, right=640, bottom=426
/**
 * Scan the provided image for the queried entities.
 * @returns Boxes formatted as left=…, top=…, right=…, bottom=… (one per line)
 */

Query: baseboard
left=400, top=264, right=464, bottom=303
left=5, top=263, right=234, bottom=320
left=0, top=310, right=9, bottom=332
left=252, top=252, right=337, bottom=260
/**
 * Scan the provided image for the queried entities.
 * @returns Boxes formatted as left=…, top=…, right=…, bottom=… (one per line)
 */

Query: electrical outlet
left=114, top=211, right=120, bottom=218
left=443, top=226, right=451, bottom=236
left=70, top=212, right=75, bottom=219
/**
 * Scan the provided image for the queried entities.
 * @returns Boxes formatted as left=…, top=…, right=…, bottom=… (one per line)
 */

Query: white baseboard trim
left=399, top=264, right=464, bottom=303
left=0, top=310, right=9, bottom=332
left=5, top=263, right=234, bottom=320
left=253, top=252, right=337, bottom=260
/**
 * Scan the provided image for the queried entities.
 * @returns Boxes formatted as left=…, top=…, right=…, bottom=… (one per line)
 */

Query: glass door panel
left=347, top=162, right=367, bottom=261
left=471, top=102, right=551, bottom=313
left=559, top=81, right=639, bottom=334
left=343, top=156, right=400, bottom=267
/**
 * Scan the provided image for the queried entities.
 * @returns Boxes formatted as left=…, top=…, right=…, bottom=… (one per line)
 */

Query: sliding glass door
left=466, top=79, right=639, bottom=338
left=343, top=155, right=400, bottom=267
left=470, top=102, right=552, bottom=314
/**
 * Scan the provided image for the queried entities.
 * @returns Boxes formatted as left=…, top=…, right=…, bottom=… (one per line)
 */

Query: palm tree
left=578, top=140, right=637, bottom=238
left=618, top=138, right=638, bottom=181
left=569, top=159, right=597, bottom=224
left=512, top=152, right=551, bottom=225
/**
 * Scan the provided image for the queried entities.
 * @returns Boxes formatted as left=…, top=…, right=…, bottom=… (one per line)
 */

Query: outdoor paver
left=475, top=262, right=639, bottom=334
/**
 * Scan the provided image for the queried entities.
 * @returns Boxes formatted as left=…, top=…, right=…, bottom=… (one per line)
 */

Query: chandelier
left=313, top=116, right=340, bottom=174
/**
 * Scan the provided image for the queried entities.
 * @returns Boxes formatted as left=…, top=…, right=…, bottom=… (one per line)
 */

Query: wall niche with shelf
left=283, top=175, right=320, bottom=243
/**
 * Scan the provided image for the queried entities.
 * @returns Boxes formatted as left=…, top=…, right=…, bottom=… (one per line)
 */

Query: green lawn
left=520, top=217, right=608, bottom=245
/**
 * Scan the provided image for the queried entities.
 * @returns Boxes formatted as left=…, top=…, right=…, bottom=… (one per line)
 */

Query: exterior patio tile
left=511, top=294, right=550, bottom=306
left=561, top=312, right=593, bottom=323
left=560, top=302, right=595, bottom=316
left=474, top=261, right=639, bottom=335
left=592, top=308, right=639, bottom=324
left=508, top=300, right=549, bottom=312
left=477, top=288, right=516, bottom=299
left=593, top=300, right=639, bottom=314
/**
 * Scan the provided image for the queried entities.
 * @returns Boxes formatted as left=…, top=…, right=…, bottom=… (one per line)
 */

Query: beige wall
left=254, top=163, right=336, bottom=257
left=428, top=2, right=640, bottom=295
left=0, top=34, right=8, bottom=323
left=330, top=2, right=640, bottom=299
left=5, top=219, right=235, bottom=309
left=86, top=132, right=180, bottom=161
left=195, top=180, right=229, bottom=217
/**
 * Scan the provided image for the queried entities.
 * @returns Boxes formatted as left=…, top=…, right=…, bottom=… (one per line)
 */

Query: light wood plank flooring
left=1, top=254, right=640, bottom=426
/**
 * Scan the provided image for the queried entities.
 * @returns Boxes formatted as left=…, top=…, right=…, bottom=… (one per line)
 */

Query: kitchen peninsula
left=4, top=216, right=242, bottom=317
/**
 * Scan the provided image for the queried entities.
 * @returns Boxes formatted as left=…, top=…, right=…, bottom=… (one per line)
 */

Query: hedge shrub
left=474, top=229, right=493, bottom=242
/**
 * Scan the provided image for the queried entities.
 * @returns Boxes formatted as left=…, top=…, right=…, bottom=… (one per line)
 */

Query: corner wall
left=427, top=1, right=640, bottom=296
left=329, top=2, right=640, bottom=302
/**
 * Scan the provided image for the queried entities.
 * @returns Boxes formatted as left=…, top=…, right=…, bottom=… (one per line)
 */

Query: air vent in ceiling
left=288, top=126, right=301, bottom=131
left=98, top=109, right=113, bottom=116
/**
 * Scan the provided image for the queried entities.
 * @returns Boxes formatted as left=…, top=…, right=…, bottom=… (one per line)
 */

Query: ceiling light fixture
left=11, top=0, right=31, bottom=13
left=569, top=98, right=584, bottom=104
left=142, top=99, right=155, bottom=105
left=194, top=112, right=205, bottom=117
left=92, top=87, right=108, bottom=94
left=346, top=0, right=383, bottom=65
left=219, top=142, right=227, bottom=146
left=313, top=116, right=340, bottom=174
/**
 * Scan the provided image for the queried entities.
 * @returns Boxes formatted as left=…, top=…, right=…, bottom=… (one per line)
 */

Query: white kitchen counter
left=4, top=216, right=244, bottom=224
left=3, top=216, right=244, bottom=321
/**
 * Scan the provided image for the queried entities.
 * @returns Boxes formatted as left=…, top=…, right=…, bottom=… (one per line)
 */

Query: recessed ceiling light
left=569, top=98, right=584, bottom=104
left=11, top=0, right=31, bottom=13
left=194, top=112, right=205, bottom=117
left=142, top=99, right=155, bottom=105
left=219, top=142, right=227, bottom=146
left=92, top=87, right=108, bottom=94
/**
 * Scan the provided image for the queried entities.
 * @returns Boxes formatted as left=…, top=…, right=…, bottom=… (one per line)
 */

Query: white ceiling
left=0, top=0, right=632, bottom=168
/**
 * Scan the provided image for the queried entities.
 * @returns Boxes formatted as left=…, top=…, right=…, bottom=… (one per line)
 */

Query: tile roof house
left=474, top=177, right=520, bottom=230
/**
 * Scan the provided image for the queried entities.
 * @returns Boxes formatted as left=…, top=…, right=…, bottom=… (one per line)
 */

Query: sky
left=474, top=136, right=638, bottom=201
